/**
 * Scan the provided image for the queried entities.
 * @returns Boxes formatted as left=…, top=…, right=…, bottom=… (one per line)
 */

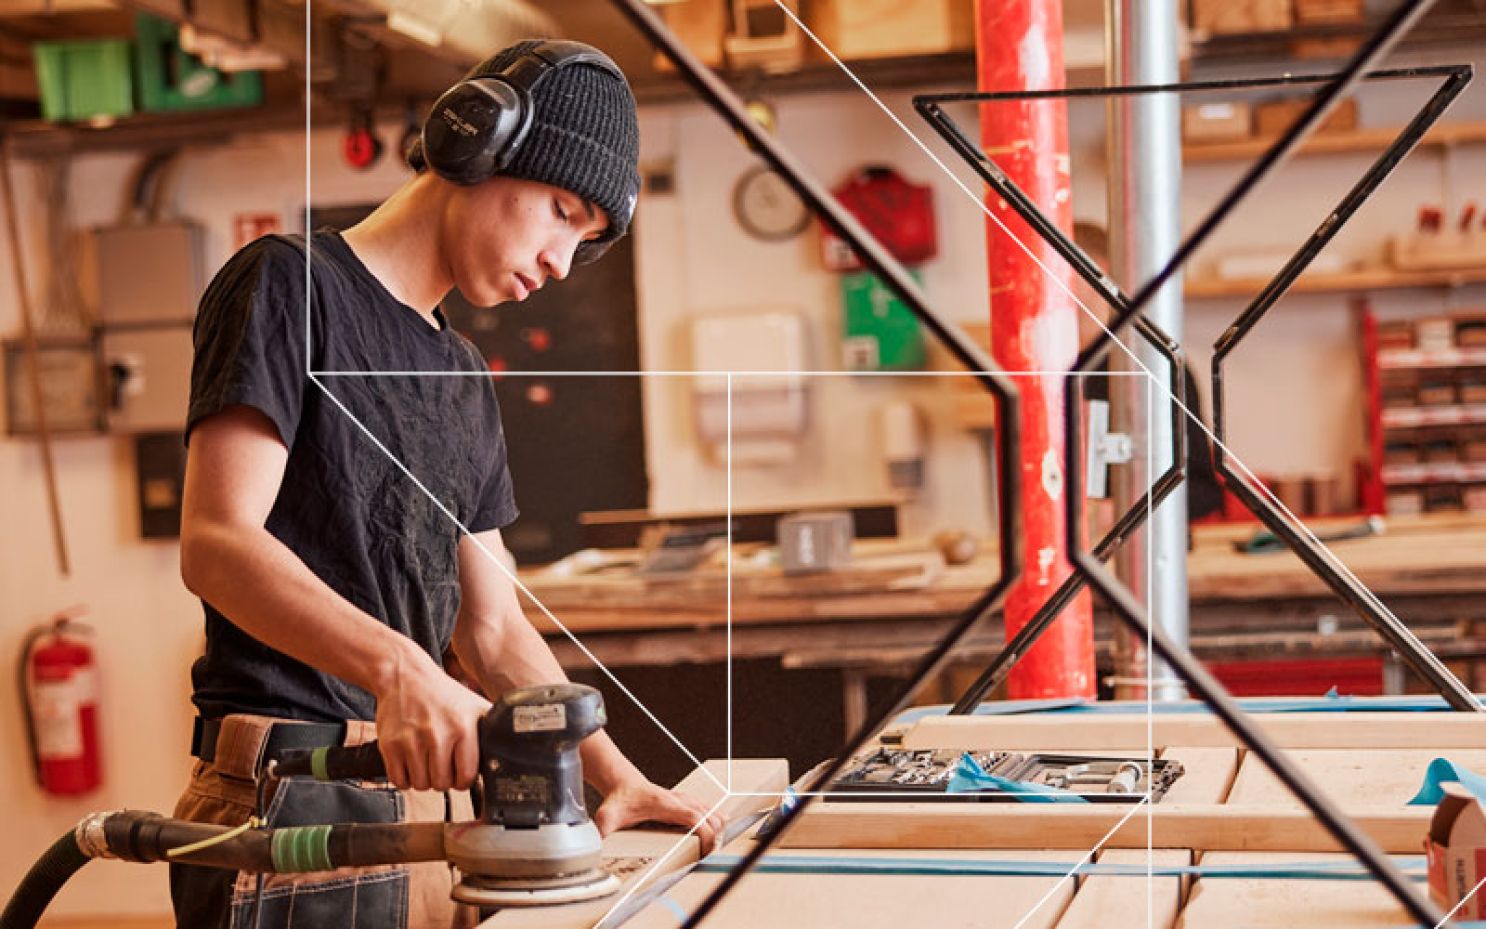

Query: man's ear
left=405, top=137, right=427, bottom=172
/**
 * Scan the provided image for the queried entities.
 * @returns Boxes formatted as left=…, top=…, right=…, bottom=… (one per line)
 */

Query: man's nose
left=540, top=244, right=574, bottom=283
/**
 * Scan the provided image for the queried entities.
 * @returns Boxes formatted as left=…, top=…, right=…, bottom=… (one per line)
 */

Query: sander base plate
left=453, top=871, right=621, bottom=908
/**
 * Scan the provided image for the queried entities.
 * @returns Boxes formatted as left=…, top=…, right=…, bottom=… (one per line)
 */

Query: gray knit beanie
left=414, top=39, right=641, bottom=248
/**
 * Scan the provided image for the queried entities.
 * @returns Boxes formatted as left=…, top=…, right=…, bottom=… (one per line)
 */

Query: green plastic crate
left=33, top=38, right=134, bottom=123
left=133, top=13, right=261, bottom=113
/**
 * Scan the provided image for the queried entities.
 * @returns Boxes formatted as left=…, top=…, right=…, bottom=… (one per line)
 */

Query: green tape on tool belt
left=311, top=747, right=330, bottom=782
left=272, top=825, right=334, bottom=872
left=695, top=854, right=1429, bottom=881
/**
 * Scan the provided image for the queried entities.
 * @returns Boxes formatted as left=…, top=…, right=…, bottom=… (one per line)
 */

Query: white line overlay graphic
left=284, top=4, right=1451, bottom=924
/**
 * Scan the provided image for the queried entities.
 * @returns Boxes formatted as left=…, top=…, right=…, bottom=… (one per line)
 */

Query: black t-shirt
left=186, top=230, right=518, bottom=722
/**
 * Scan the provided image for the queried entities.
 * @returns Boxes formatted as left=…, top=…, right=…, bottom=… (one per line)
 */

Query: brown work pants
left=169, top=714, right=475, bottom=929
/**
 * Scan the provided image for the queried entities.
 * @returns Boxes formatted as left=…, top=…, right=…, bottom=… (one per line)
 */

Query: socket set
left=826, top=748, right=1184, bottom=803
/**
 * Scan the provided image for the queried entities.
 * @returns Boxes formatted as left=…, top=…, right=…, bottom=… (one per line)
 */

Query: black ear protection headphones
left=418, top=40, right=625, bottom=187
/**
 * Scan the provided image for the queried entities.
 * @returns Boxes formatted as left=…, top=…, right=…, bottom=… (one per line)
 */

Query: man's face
left=443, top=175, right=609, bottom=307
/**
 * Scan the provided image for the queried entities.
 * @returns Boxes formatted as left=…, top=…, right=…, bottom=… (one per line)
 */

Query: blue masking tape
left=694, top=854, right=1430, bottom=881
left=945, top=753, right=1088, bottom=802
left=1408, top=757, right=1486, bottom=805
left=892, top=693, right=1483, bottom=726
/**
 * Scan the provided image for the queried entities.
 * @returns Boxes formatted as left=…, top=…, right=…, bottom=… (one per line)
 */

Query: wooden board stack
left=553, top=708, right=1486, bottom=927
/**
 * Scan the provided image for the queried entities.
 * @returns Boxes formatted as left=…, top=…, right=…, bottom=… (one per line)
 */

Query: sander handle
left=273, top=743, right=387, bottom=782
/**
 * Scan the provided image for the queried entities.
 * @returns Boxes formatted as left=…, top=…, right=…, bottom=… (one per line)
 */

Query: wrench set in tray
left=827, top=748, right=1184, bottom=802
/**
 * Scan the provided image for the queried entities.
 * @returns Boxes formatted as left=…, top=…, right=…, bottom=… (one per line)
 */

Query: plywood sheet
left=1177, top=853, right=1409, bottom=928
left=1159, top=747, right=1239, bottom=806
left=780, top=802, right=1430, bottom=853
left=1225, top=748, right=1486, bottom=810
left=623, top=847, right=1078, bottom=929
left=1054, top=849, right=1189, bottom=929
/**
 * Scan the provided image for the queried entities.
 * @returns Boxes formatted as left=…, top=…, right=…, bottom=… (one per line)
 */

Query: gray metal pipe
left=1105, top=0, right=1189, bottom=701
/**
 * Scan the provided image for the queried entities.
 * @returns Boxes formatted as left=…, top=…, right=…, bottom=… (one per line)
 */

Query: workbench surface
left=573, top=704, right=1485, bottom=928
left=519, top=512, right=1486, bottom=633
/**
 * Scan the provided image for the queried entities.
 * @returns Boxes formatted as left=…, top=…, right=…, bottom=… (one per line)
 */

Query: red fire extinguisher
left=18, top=609, right=102, bottom=796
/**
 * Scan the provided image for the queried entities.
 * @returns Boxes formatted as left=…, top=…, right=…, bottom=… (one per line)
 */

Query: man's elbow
left=178, top=520, right=223, bottom=598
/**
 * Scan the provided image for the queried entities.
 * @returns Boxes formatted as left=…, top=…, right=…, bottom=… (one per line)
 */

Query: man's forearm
left=181, top=520, right=429, bottom=697
left=454, top=602, right=645, bottom=794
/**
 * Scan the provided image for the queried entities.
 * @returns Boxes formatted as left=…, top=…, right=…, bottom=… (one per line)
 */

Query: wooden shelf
left=1185, top=120, right=1486, bottom=163
left=1186, top=265, right=1486, bottom=299
left=630, top=51, right=979, bottom=105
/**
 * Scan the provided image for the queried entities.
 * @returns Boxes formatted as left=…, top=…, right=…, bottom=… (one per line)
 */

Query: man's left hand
left=592, top=777, right=727, bottom=856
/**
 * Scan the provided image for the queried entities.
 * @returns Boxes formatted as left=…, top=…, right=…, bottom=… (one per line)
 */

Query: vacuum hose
left=0, top=811, right=447, bottom=929
left=1, top=831, right=90, bottom=929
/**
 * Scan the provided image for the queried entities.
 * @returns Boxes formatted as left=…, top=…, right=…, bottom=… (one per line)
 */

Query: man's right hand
left=373, top=644, right=491, bottom=791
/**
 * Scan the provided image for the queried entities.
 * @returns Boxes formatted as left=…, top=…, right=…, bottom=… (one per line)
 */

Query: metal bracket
left=1085, top=398, right=1133, bottom=500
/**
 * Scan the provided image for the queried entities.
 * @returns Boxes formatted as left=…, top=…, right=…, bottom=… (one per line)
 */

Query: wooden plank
left=1159, top=747, right=1239, bottom=805
left=1053, top=848, right=1188, bottom=929
left=779, top=803, right=1431, bottom=854
left=1224, top=748, right=1486, bottom=810
left=482, top=759, right=787, bottom=929
left=1178, top=852, right=1409, bottom=928
left=622, top=847, right=1078, bottom=929
left=901, top=712, right=1486, bottom=751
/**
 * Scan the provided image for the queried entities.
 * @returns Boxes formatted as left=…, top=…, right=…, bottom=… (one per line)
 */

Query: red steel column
left=977, top=0, right=1095, bottom=698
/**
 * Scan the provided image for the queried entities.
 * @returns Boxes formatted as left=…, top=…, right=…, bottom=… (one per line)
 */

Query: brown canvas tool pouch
left=171, top=714, right=472, bottom=929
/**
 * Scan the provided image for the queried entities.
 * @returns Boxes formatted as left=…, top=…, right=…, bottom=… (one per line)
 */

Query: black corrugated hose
left=0, top=830, right=90, bottom=929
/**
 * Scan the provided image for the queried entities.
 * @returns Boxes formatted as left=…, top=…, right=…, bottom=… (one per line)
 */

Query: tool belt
left=191, top=715, right=373, bottom=781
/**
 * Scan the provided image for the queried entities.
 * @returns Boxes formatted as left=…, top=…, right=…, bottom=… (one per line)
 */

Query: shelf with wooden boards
left=1184, top=119, right=1486, bottom=163
left=1186, top=264, right=1486, bottom=299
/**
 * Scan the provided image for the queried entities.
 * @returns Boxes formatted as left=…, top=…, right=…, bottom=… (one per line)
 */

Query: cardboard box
left=1418, top=382, right=1457, bottom=406
left=1459, top=318, right=1486, bottom=348
left=724, top=0, right=804, bottom=73
left=1183, top=101, right=1252, bottom=143
left=1191, top=0, right=1290, bottom=34
left=1386, top=490, right=1424, bottom=516
left=1417, top=317, right=1455, bottom=351
left=654, top=0, right=728, bottom=71
left=1254, top=96, right=1358, bottom=138
left=1428, top=776, right=1486, bottom=873
left=1376, top=321, right=1414, bottom=350
left=807, top=0, right=974, bottom=60
left=1465, top=486, right=1486, bottom=513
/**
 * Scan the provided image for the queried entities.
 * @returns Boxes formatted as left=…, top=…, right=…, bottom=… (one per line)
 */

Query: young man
left=172, top=40, right=721, bottom=928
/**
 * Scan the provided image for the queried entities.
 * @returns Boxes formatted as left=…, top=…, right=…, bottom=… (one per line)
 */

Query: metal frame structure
left=924, top=62, right=1478, bottom=715
left=921, top=98, right=1189, bottom=714
left=947, top=321, right=1186, bottom=714
left=608, top=0, right=1467, bottom=925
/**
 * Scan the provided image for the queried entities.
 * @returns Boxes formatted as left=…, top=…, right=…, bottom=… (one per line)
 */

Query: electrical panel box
left=95, top=221, right=204, bottom=325
left=102, top=328, right=194, bottom=433
left=3, top=336, right=105, bottom=436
